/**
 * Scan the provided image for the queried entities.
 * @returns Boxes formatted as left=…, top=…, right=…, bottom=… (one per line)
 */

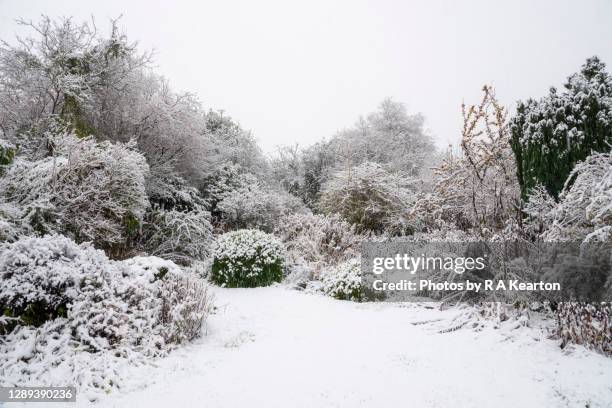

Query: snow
left=71, top=286, right=612, bottom=408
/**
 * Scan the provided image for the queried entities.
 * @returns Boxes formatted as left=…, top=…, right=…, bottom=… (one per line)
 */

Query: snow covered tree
left=331, top=99, right=436, bottom=176
left=215, top=173, right=307, bottom=232
left=0, top=16, right=151, bottom=152
left=415, top=86, right=521, bottom=235
left=270, top=144, right=304, bottom=197
left=298, top=140, right=338, bottom=208
left=271, top=99, right=435, bottom=210
left=0, top=133, right=149, bottom=254
left=522, top=184, right=557, bottom=236
left=142, top=208, right=213, bottom=266
left=203, top=110, right=268, bottom=178
left=510, top=57, right=612, bottom=199
left=0, top=15, right=268, bottom=205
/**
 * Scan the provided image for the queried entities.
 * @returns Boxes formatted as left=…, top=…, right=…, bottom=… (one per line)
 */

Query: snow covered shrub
left=0, top=236, right=212, bottom=396
left=556, top=303, right=611, bottom=355
left=216, top=173, right=307, bottom=232
left=0, top=134, right=149, bottom=254
left=0, top=235, right=211, bottom=345
left=160, top=271, right=212, bottom=343
left=0, top=235, right=101, bottom=331
left=275, top=213, right=362, bottom=268
left=322, top=259, right=362, bottom=301
left=142, top=208, right=214, bottom=265
left=211, top=229, right=285, bottom=287
left=120, top=256, right=213, bottom=344
left=539, top=150, right=612, bottom=242
left=319, top=162, right=416, bottom=235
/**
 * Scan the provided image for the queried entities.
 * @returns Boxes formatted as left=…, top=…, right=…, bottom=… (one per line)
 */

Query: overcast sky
left=1, top=0, right=611, bottom=153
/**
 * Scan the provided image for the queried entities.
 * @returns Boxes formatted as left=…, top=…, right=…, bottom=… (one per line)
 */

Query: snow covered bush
left=0, top=236, right=212, bottom=397
left=215, top=173, right=307, bottom=232
left=211, top=229, right=285, bottom=287
left=0, top=235, right=211, bottom=345
left=0, top=134, right=149, bottom=254
left=120, top=256, right=213, bottom=344
left=556, top=303, right=611, bottom=355
left=319, top=162, right=417, bottom=235
left=275, top=213, right=362, bottom=269
left=533, top=150, right=612, bottom=242
left=0, top=235, right=109, bottom=331
left=322, top=259, right=362, bottom=301
left=142, top=208, right=214, bottom=266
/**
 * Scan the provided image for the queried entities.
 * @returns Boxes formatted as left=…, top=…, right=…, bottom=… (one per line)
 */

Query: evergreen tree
left=510, top=57, right=612, bottom=199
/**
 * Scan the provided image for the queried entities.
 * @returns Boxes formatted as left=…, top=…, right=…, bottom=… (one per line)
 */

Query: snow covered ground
left=89, top=286, right=611, bottom=408
left=11, top=286, right=611, bottom=408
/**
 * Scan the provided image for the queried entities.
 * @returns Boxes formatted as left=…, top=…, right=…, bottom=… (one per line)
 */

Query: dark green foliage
left=299, top=141, right=337, bottom=209
left=2, top=301, right=67, bottom=327
left=61, top=95, right=97, bottom=138
left=0, top=144, right=14, bottom=177
left=0, top=145, right=14, bottom=166
left=147, top=172, right=207, bottom=212
left=154, top=266, right=169, bottom=281
left=510, top=57, right=612, bottom=199
left=333, top=287, right=362, bottom=302
left=210, top=257, right=283, bottom=288
left=124, top=213, right=140, bottom=237
left=1, top=298, right=69, bottom=335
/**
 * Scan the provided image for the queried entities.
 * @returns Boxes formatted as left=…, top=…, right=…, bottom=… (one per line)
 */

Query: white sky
left=1, top=0, right=611, bottom=153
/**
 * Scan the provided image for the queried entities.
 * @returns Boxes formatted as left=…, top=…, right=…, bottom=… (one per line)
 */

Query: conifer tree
left=510, top=57, right=612, bottom=199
